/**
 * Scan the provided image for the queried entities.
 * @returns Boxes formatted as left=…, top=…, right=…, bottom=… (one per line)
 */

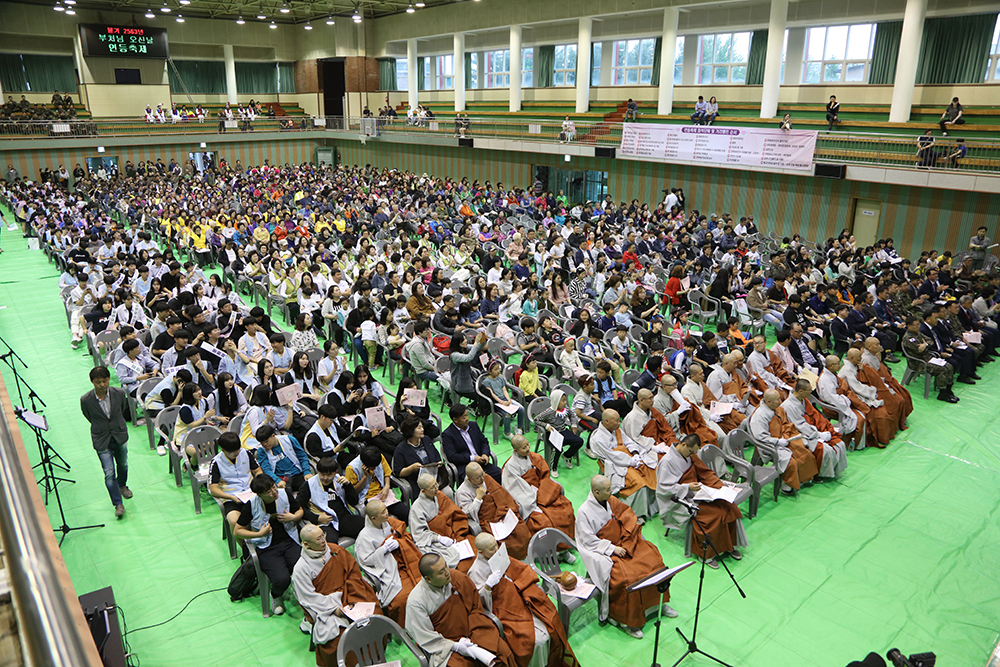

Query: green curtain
left=277, top=62, right=296, bottom=93
left=464, top=53, right=472, bottom=89
left=235, top=61, right=278, bottom=94
left=916, top=13, right=998, bottom=84
left=378, top=58, right=396, bottom=91
left=651, top=37, right=662, bottom=85
left=19, top=55, right=76, bottom=92
left=417, top=57, right=425, bottom=91
left=0, top=54, right=29, bottom=93
left=167, top=60, right=226, bottom=94
left=869, top=21, right=902, bottom=85
left=536, top=45, right=554, bottom=88
left=746, top=30, right=768, bottom=85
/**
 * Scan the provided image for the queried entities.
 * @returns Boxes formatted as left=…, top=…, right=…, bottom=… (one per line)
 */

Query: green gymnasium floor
left=2, top=217, right=999, bottom=667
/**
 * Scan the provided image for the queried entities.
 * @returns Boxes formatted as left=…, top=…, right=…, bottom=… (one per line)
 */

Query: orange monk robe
left=675, top=398, right=720, bottom=447
left=380, top=517, right=425, bottom=627
left=638, top=406, right=680, bottom=448
left=766, top=409, right=819, bottom=490
left=423, top=490, right=477, bottom=574
left=424, top=570, right=518, bottom=667
left=678, top=457, right=746, bottom=560
left=307, top=543, right=383, bottom=667
left=867, top=357, right=913, bottom=421
left=857, top=364, right=909, bottom=434
left=832, top=375, right=893, bottom=447
left=503, top=451, right=576, bottom=539
left=592, top=496, right=666, bottom=628
left=473, top=557, right=580, bottom=667
left=478, top=475, right=532, bottom=560
left=767, top=349, right=796, bottom=385
left=700, top=382, right=748, bottom=433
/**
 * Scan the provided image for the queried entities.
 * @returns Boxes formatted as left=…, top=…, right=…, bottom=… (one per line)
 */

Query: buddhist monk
left=838, top=348, right=894, bottom=447
left=817, top=356, right=869, bottom=450
left=682, top=362, right=747, bottom=434
left=467, top=533, right=579, bottom=667
left=405, top=553, right=517, bottom=667
left=746, top=388, right=819, bottom=494
left=410, top=474, right=476, bottom=572
left=779, top=379, right=848, bottom=480
left=576, top=475, right=676, bottom=639
left=655, top=434, right=748, bottom=568
left=354, top=499, right=424, bottom=626
left=622, top=389, right=678, bottom=455
left=860, top=337, right=912, bottom=431
left=653, top=374, right=724, bottom=449
left=501, top=436, right=576, bottom=560
left=456, top=462, right=532, bottom=560
left=292, top=524, right=382, bottom=667
left=589, top=409, right=657, bottom=518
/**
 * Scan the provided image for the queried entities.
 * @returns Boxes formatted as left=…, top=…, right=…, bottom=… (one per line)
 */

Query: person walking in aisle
left=80, top=366, right=132, bottom=518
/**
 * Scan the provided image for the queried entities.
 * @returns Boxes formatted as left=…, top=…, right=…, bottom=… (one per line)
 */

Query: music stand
left=626, top=561, right=694, bottom=667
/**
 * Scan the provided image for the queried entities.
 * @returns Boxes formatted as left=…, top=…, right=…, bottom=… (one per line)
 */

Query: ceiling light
left=176, top=14, right=184, bottom=21
left=257, top=13, right=266, bottom=18
left=304, top=21, right=312, bottom=29
left=54, top=4, right=65, bottom=10
left=236, top=15, right=245, bottom=23
left=179, top=0, right=190, bottom=4
left=145, top=8, right=155, bottom=17
left=160, top=4, right=171, bottom=12
left=269, top=20, right=277, bottom=28
left=351, top=6, right=361, bottom=20
left=406, top=3, right=414, bottom=12
left=279, top=2, right=290, bottom=12
left=326, top=16, right=334, bottom=24
left=64, top=0, right=76, bottom=5
left=66, top=8, right=76, bottom=13
left=415, top=1, right=424, bottom=6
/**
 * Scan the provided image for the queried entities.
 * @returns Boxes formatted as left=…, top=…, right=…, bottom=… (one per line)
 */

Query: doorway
left=536, top=166, right=608, bottom=206
left=187, top=152, right=216, bottom=172
left=850, top=198, right=882, bottom=248
left=320, top=59, right=345, bottom=125
left=85, top=156, right=119, bottom=177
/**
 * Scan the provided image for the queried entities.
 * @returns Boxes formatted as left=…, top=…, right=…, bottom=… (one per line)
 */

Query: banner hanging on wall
left=619, top=124, right=817, bottom=171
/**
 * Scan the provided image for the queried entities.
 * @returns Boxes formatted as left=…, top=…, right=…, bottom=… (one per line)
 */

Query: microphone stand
left=670, top=497, right=745, bottom=667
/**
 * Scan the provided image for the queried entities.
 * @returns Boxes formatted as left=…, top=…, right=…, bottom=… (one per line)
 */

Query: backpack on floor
left=228, top=557, right=258, bottom=602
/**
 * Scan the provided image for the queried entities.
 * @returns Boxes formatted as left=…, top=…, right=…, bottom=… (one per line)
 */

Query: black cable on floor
left=122, top=587, right=228, bottom=639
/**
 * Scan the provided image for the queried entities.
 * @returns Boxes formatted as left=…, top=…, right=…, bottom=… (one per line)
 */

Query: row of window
left=397, top=20, right=1000, bottom=90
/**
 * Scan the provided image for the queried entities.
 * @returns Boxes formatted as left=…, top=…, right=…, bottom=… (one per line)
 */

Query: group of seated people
left=7, top=154, right=998, bottom=665
left=0, top=93, right=78, bottom=122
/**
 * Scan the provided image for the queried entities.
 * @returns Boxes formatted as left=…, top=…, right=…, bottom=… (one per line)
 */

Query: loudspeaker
left=595, top=146, right=616, bottom=159
left=458, top=138, right=474, bottom=148
left=814, top=163, right=846, bottom=179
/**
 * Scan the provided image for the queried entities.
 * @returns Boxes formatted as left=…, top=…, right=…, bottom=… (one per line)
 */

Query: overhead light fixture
left=179, top=0, right=190, bottom=4
left=66, top=8, right=76, bottom=13
left=54, top=3, right=66, bottom=10
left=304, top=21, right=312, bottom=29
left=564, top=155, right=571, bottom=162
left=352, top=5, right=361, bottom=21
left=279, top=2, right=290, bottom=12
left=269, top=20, right=277, bottom=28
left=200, top=142, right=207, bottom=148
left=415, top=1, right=424, bottom=6
left=97, top=146, right=105, bottom=153
left=236, top=15, right=245, bottom=23
left=160, top=3, right=171, bottom=12
left=145, top=8, right=155, bottom=17
left=64, top=0, right=76, bottom=5
left=406, top=3, right=414, bottom=12
left=325, top=16, right=334, bottom=24
left=176, top=14, right=184, bottom=21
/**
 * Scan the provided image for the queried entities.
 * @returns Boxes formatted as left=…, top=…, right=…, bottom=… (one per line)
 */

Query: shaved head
left=365, top=500, right=385, bottom=519
left=417, top=473, right=436, bottom=490
left=300, top=523, right=325, bottom=547
left=763, top=388, right=782, bottom=410
left=637, top=388, right=653, bottom=401
left=845, top=348, right=862, bottom=364
left=825, top=355, right=841, bottom=372
left=419, top=553, right=445, bottom=578
left=475, top=533, right=497, bottom=551
left=591, top=474, right=611, bottom=492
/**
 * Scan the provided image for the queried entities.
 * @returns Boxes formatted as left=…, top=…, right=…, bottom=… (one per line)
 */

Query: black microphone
left=671, top=494, right=699, bottom=512
left=886, top=649, right=914, bottom=667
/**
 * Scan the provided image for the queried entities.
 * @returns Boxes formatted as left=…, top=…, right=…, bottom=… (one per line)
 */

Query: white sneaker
left=156, top=444, right=167, bottom=456
left=625, top=626, right=644, bottom=639
left=271, top=600, right=285, bottom=616
left=551, top=469, right=560, bottom=479
left=662, top=604, right=678, bottom=618
left=559, top=551, right=576, bottom=564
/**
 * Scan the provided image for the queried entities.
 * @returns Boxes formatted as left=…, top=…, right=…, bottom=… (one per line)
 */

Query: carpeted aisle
left=1, top=215, right=998, bottom=667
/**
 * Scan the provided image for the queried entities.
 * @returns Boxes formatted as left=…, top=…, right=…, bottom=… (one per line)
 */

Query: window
left=591, top=42, right=602, bottom=86
left=485, top=49, right=510, bottom=88
left=803, top=23, right=874, bottom=83
left=554, top=44, right=577, bottom=86
left=435, top=54, right=453, bottom=90
left=469, top=53, right=478, bottom=88
left=422, top=56, right=432, bottom=90
left=521, top=48, right=533, bottom=87
left=612, top=38, right=657, bottom=85
left=987, top=21, right=1000, bottom=81
left=396, top=59, right=408, bottom=91
left=697, top=32, right=750, bottom=84
left=673, top=36, right=685, bottom=85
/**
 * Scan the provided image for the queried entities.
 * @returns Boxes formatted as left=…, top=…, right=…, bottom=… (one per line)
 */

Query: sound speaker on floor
left=815, top=163, right=846, bottom=179
left=458, top=138, right=474, bottom=148
left=595, top=146, right=616, bottom=159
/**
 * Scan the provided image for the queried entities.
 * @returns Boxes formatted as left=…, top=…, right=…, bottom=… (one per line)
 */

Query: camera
left=887, top=648, right=936, bottom=667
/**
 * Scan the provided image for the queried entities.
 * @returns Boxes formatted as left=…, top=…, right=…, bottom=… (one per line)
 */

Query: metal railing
left=3, top=114, right=999, bottom=175
left=0, top=373, right=102, bottom=667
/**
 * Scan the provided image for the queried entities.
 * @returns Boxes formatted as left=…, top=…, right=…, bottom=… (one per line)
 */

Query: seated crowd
left=3, top=156, right=998, bottom=665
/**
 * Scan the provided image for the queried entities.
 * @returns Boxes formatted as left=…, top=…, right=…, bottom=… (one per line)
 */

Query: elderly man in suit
left=441, top=403, right=502, bottom=484
left=80, top=366, right=133, bottom=518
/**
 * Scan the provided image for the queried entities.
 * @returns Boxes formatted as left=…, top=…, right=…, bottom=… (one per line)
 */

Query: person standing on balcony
left=939, top=97, right=964, bottom=136
left=826, top=95, right=840, bottom=131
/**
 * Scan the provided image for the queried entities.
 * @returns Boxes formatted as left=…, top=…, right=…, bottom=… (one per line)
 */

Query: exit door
left=851, top=198, right=881, bottom=248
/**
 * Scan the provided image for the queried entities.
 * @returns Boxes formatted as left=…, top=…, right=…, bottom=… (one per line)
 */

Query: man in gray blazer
left=80, top=366, right=132, bottom=518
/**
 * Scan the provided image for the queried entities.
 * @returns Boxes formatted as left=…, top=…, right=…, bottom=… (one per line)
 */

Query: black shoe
left=958, top=376, right=976, bottom=385
left=884, top=354, right=900, bottom=364
left=938, top=391, right=959, bottom=403
left=971, top=373, right=982, bottom=380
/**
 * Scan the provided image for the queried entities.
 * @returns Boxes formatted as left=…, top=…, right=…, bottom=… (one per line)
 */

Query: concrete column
left=600, top=40, right=613, bottom=87
left=759, top=0, right=788, bottom=119
left=454, top=33, right=466, bottom=111
left=657, top=7, right=680, bottom=115
left=681, top=35, right=698, bottom=86
left=784, top=27, right=806, bottom=86
left=888, top=0, right=928, bottom=122
left=223, top=44, right=238, bottom=105
left=575, top=17, right=592, bottom=113
left=407, top=38, right=418, bottom=109
left=509, top=25, right=522, bottom=112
